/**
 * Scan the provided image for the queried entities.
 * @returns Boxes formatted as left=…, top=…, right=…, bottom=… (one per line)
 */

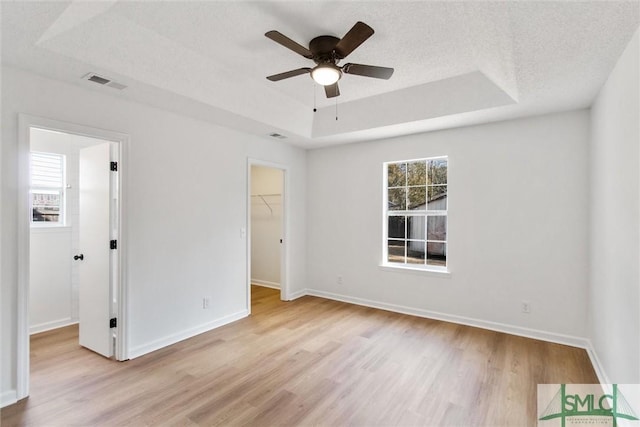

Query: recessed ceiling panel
left=2, top=1, right=638, bottom=147
left=312, top=71, right=517, bottom=138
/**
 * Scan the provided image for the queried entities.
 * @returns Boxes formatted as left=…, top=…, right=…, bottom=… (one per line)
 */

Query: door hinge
left=110, top=318, right=117, bottom=328
left=110, top=161, right=118, bottom=172
left=110, top=240, right=117, bottom=250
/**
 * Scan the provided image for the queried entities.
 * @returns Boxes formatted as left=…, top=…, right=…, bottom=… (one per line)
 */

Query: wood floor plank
left=1, top=286, right=598, bottom=426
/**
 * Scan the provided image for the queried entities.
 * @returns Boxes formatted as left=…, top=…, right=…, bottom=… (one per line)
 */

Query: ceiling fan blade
left=266, top=68, right=311, bottom=82
left=265, top=31, right=313, bottom=59
left=343, top=63, right=394, bottom=79
left=334, top=22, right=374, bottom=58
left=324, top=82, right=340, bottom=98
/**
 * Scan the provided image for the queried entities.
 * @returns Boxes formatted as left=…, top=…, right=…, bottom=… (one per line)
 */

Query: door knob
left=74, top=254, right=84, bottom=261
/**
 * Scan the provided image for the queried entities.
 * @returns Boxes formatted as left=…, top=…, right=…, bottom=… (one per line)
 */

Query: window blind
left=31, top=152, right=64, bottom=188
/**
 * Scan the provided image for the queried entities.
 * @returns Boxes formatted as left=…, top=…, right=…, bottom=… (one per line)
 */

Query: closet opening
left=247, top=161, right=288, bottom=310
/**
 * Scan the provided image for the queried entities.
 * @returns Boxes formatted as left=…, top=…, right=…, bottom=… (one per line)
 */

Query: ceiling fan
left=265, top=21, right=394, bottom=98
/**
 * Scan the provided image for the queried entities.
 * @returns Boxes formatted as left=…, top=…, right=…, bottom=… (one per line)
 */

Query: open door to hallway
left=21, top=117, right=127, bottom=401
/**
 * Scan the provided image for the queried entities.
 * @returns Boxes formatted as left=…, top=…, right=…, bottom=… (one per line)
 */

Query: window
left=30, top=151, right=66, bottom=225
left=384, top=157, right=448, bottom=270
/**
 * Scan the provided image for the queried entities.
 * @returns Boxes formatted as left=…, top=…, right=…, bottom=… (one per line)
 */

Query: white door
left=79, top=142, right=113, bottom=357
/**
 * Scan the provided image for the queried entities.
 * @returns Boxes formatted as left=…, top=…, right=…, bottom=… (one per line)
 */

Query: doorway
left=17, top=115, right=129, bottom=400
left=247, top=160, right=288, bottom=310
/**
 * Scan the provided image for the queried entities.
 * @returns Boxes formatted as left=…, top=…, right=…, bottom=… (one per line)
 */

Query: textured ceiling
left=2, top=1, right=639, bottom=147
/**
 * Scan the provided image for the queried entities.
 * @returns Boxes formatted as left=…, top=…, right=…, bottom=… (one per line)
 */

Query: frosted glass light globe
left=311, top=65, right=341, bottom=86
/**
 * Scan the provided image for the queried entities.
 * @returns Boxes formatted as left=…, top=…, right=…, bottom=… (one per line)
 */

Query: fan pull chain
left=335, top=97, right=338, bottom=121
left=313, top=83, right=317, bottom=113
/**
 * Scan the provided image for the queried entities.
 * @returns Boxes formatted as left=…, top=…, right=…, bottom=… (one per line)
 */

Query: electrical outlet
left=337, top=275, right=343, bottom=285
left=521, top=301, right=531, bottom=314
left=203, top=297, right=211, bottom=309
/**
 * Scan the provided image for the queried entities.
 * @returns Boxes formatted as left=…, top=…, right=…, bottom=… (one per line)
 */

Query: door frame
left=246, top=158, right=290, bottom=310
left=16, top=114, right=129, bottom=400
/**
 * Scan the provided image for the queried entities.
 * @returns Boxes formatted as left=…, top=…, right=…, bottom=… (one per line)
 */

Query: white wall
left=1, top=66, right=306, bottom=402
left=29, top=229, right=73, bottom=333
left=589, top=29, right=639, bottom=384
left=306, top=110, right=590, bottom=341
left=251, top=166, right=282, bottom=287
left=30, top=128, right=76, bottom=333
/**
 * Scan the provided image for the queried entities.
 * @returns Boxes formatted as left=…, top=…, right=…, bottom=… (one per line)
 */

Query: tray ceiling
left=2, top=1, right=638, bottom=147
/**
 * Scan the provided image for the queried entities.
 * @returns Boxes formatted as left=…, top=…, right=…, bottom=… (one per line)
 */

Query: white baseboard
left=30, top=318, right=78, bottom=335
left=251, top=279, right=280, bottom=290
left=128, top=310, right=249, bottom=359
left=304, top=289, right=590, bottom=349
left=584, top=339, right=610, bottom=384
left=285, top=288, right=308, bottom=301
left=1, top=389, right=18, bottom=409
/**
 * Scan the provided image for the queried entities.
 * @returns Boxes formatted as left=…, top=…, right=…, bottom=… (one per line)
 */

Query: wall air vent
left=269, top=133, right=287, bottom=139
left=82, top=73, right=127, bottom=90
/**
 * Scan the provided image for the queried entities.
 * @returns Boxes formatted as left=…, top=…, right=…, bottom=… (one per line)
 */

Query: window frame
left=30, top=151, right=67, bottom=227
left=382, top=156, right=449, bottom=273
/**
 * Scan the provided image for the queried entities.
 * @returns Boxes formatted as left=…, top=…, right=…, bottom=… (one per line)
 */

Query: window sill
left=379, top=263, right=451, bottom=278
left=30, top=225, right=71, bottom=232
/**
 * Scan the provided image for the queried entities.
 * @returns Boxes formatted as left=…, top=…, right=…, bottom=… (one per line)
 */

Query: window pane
left=388, top=216, right=406, bottom=239
left=385, top=156, right=448, bottom=270
left=428, top=159, right=447, bottom=185
left=407, top=240, right=425, bottom=264
left=32, top=190, right=61, bottom=222
left=407, top=216, right=425, bottom=240
left=408, top=187, right=426, bottom=210
left=387, top=163, right=406, bottom=187
left=388, top=188, right=406, bottom=210
left=427, top=186, right=447, bottom=210
left=387, top=240, right=405, bottom=263
left=427, top=216, right=447, bottom=241
left=427, top=242, right=446, bottom=266
left=407, top=161, right=426, bottom=186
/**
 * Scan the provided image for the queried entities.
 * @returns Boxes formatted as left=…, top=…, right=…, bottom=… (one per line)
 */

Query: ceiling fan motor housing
left=309, top=35, right=342, bottom=63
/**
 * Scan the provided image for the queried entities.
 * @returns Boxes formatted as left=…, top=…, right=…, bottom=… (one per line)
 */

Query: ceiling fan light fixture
left=311, top=64, right=341, bottom=86
left=265, top=22, right=393, bottom=98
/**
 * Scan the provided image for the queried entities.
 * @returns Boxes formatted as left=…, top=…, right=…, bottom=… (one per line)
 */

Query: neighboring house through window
left=30, top=151, right=66, bottom=225
left=383, top=156, right=448, bottom=270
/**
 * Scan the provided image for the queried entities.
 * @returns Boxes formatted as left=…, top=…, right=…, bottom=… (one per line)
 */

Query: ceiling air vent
left=107, top=81, right=127, bottom=90
left=88, top=74, right=110, bottom=85
left=82, top=73, right=127, bottom=90
left=269, top=133, right=287, bottom=139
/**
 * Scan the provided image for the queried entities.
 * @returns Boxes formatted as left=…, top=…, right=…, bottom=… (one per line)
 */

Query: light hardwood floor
left=2, top=286, right=597, bottom=426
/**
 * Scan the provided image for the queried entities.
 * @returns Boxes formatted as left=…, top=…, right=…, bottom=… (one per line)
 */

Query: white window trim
left=378, top=264, right=451, bottom=277
left=381, top=156, right=449, bottom=274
